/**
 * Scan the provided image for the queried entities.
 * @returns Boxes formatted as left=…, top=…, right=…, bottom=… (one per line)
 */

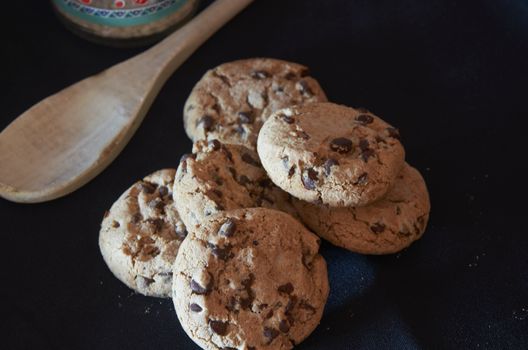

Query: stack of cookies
left=99, top=58, right=430, bottom=349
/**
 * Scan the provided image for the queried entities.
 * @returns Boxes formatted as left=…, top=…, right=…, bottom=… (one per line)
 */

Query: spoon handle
left=123, top=0, right=254, bottom=83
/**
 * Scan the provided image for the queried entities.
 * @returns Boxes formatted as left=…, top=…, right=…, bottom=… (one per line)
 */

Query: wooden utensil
left=0, top=0, right=253, bottom=203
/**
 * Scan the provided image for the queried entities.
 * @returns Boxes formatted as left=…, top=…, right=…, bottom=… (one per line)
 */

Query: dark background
left=1, top=0, right=527, bottom=349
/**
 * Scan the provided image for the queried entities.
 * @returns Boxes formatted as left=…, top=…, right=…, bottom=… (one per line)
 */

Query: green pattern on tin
left=53, top=0, right=191, bottom=27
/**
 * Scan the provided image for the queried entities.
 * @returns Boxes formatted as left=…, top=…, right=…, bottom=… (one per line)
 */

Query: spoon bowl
left=0, top=0, right=253, bottom=203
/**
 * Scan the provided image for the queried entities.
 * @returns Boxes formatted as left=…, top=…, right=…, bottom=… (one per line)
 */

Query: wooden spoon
left=0, top=0, right=253, bottom=203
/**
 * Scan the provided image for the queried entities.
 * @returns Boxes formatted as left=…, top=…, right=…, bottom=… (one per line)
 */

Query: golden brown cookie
left=293, top=163, right=430, bottom=254
left=172, top=208, right=329, bottom=350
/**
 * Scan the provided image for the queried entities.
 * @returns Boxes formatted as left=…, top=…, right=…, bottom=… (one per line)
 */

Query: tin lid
left=52, top=0, right=194, bottom=28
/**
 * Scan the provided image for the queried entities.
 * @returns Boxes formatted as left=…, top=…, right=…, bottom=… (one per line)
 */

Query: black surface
left=1, top=1, right=528, bottom=349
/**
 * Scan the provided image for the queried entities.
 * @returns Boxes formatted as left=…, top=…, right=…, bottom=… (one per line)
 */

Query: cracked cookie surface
left=173, top=140, right=298, bottom=230
left=292, top=163, right=430, bottom=254
left=172, top=208, right=329, bottom=350
left=257, top=102, right=405, bottom=207
left=183, top=58, right=327, bottom=149
left=99, top=169, right=187, bottom=297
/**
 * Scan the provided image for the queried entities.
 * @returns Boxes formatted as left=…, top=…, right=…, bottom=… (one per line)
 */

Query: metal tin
left=52, top=0, right=200, bottom=47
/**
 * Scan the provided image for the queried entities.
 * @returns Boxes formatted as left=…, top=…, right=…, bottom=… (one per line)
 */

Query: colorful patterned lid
left=52, top=0, right=195, bottom=27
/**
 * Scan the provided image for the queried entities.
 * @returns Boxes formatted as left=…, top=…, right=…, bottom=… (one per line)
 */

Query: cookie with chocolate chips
left=99, top=169, right=187, bottom=297
left=293, top=163, right=430, bottom=254
left=183, top=58, right=327, bottom=149
left=173, top=140, right=298, bottom=229
left=257, top=102, right=405, bottom=207
left=172, top=208, right=329, bottom=350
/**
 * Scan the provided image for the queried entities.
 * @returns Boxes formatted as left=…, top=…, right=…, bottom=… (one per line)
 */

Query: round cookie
left=257, top=102, right=405, bottom=207
left=292, top=163, right=430, bottom=255
left=183, top=58, right=328, bottom=149
left=172, top=208, right=329, bottom=350
left=173, top=139, right=298, bottom=229
left=99, top=169, right=187, bottom=297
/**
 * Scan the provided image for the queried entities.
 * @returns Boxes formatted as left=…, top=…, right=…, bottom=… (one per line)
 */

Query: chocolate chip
left=175, top=224, right=187, bottom=239
left=208, top=139, right=221, bottom=151
left=238, top=111, right=253, bottom=124
left=221, top=147, right=233, bottom=162
left=376, top=136, right=386, bottom=143
left=396, top=206, right=401, bottom=215
left=370, top=222, right=386, bottom=234
left=284, top=71, right=297, bottom=80
left=218, top=219, right=236, bottom=237
left=288, top=166, right=296, bottom=178
left=228, top=167, right=237, bottom=179
left=251, top=70, right=270, bottom=79
left=148, top=198, right=165, bottom=211
left=359, top=139, right=375, bottom=162
left=278, top=283, right=294, bottom=294
left=258, top=178, right=273, bottom=188
left=190, top=278, right=212, bottom=295
left=235, top=124, right=245, bottom=135
left=240, top=295, right=254, bottom=310
left=209, top=320, right=229, bottom=336
left=323, top=158, right=339, bottom=176
left=298, top=80, right=313, bottom=96
left=356, top=114, right=374, bottom=124
left=330, top=137, right=353, bottom=154
left=265, top=309, right=274, bottom=319
left=279, top=114, right=295, bottom=124
left=211, top=103, right=221, bottom=114
left=111, top=220, right=120, bottom=228
left=209, top=243, right=233, bottom=261
left=354, top=172, right=368, bottom=185
left=140, top=182, right=156, bottom=194
left=190, top=303, right=202, bottom=312
left=302, top=168, right=318, bottom=190
left=180, top=153, right=196, bottom=163
left=179, top=153, right=196, bottom=174
left=387, top=127, right=401, bottom=140
left=361, top=148, right=375, bottom=162
left=131, top=213, right=142, bottom=224
left=103, top=210, right=110, bottom=218
left=238, top=175, right=251, bottom=186
left=241, top=153, right=261, bottom=167
left=285, top=296, right=298, bottom=314
left=252, top=240, right=259, bottom=246
left=197, top=115, right=214, bottom=131
left=279, top=320, right=290, bottom=333
left=158, top=186, right=168, bottom=197
left=359, top=139, right=370, bottom=152
left=264, top=327, right=280, bottom=342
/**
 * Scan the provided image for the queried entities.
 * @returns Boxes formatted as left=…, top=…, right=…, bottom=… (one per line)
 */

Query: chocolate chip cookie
left=183, top=58, right=328, bottom=149
left=293, top=163, right=430, bottom=254
left=172, top=208, right=329, bottom=350
left=257, top=102, right=405, bottom=207
left=99, top=169, right=187, bottom=297
left=173, top=139, right=298, bottom=229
